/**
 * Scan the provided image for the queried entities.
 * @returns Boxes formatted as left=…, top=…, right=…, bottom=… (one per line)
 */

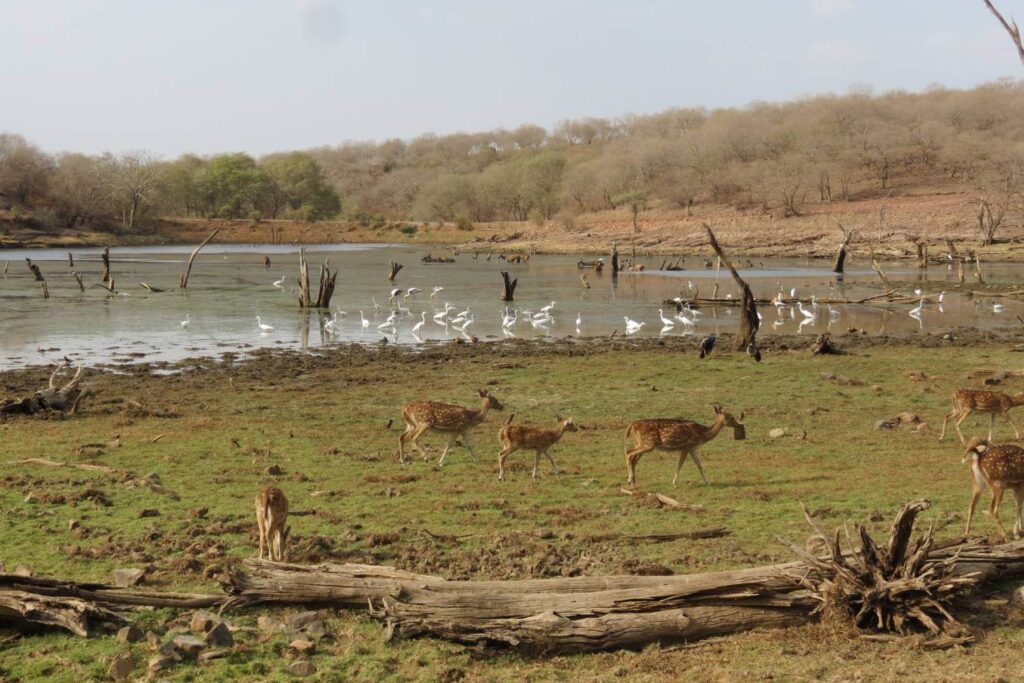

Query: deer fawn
left=497, top=416, right=577, bottom=481
left=940, top=389, right=1024, bottom=443
left=255, top=486, right=290, bottom=561
left=624, top=405, right=744, bottom=488
left=397, top=389, right=503, bottom=465
left=963, top=437, right=1024, bottom=540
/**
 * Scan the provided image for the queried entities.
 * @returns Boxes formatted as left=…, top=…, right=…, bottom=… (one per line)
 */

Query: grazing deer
left=397, top=389, right=503, bottom=465
left=497, top=416, right=577, bottom=481
left=963, top=437, right=1024, bottom=540
left=255, top=486, right=290, bottom=561
left=624, top=405, right=744, bottom=488
left=939, top=389, right=1024, bottom=443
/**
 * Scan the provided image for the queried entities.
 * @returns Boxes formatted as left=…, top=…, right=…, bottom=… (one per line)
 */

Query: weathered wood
left=100, top=247, right=110, bottom=283
left=139, top=282, right=165, bottom=293
left=610, top=242, right=620, bottom=275
left=71, top=271, right=84, bottom=292
left=703, top=225, right=759, bottom=357
left=297, top=249, right=337, bottom=308
left=833, top=223, right=854, bottom=274
left=179, top=230, right=219, bottom=289
left=500, top=271, right=518, bottom=301
left=0, top=365, right=86, bottom=416
left=24, top=259, right=48, bottom=299
left=388, top=261, right=404, bottom=282
left=0, top=590, right=126, bottom=636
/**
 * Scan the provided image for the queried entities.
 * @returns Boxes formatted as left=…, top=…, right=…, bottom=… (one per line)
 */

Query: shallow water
left=0, top=243, right=1020, bottom=370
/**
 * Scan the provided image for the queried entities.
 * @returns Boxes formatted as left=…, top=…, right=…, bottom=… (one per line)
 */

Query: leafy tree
left=49, top=153, right=110, bottom=228
left=194, top=153, right=270, bottom=218
left=261, top=151, right=341, bottom=220
left=413, top=174, right=474, bottom=221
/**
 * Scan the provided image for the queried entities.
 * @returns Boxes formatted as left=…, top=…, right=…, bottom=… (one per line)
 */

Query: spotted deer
left=963, top=437, right=1024, bottom=540
left=624, top=405, right=745, bottom=488
left=939, top=389, right=1024, bottom=443
left=397, top=389, right=503, bottom=465
left=255, top=486, right=290, bottom=561
left=497, top=416, right=577, bottom=481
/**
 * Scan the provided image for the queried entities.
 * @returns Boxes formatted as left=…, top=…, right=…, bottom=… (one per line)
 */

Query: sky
left=1, top=0, right=1021, bottom=157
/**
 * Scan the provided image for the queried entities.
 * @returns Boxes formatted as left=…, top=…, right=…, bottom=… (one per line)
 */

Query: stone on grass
left=172, top=634, right=207, bottom=659
left=13, top=564, right=32, bottom=577
left=199, top=648, right=231, bottom=662
left=204, top=621, right=234, bottom=647
left=108, top=654, right=134, bottom=680
left=113, top=568, right=145, bottom=588
left=149, top=655, right=179, bottom=673
left=289, top=638, right=316, bottom=654
left=190, top=609, right=219, bottom=634
left=768, top=428, right=786, bottom=439
left=287, top=661, right=317, bottom=677
left=116, top=625, right=143, bottom=643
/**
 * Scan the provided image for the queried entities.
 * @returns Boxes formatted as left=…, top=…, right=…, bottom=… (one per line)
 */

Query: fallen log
left=0, top=589, right=126, bottom=636
left=0, top=363, right=88, bottom=416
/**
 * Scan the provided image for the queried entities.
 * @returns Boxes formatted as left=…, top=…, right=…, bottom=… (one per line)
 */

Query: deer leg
left=396, top=423, right=414, bottom=464
left=544, top=449, right=560, bottom=477
left=256, top=509, right=266, bottom=560
left=966, top=485, right=983, bottom=536
left=437, top=434, right=458, bottom=466
left=532, top=450, right=541, bottom=479
left=690, top=450, right=710, bottom=485
left=955, top=410, right=971, bottom=444
left=625, top=446, right=653, bottom=487
left=939, top=408, right=957, bottom=441
left=1014, top=487, right=1024, bottom=538
left=409, top=425, right=430, bottom=461
left=497, top=445, right=516, bottom=481
left=672, top=451, right=689, bottom=488
left=989, top=412, right=996, bottom=441
left=1007, top=411, right=1021, bottom=440
left=991, top=485, right=1010, bottom=541
left=461, top=432, right=477, bottom=461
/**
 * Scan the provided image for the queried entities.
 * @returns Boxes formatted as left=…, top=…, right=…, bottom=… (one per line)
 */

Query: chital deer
left=497, top=416, right=577, bottom=481
left=255, top=486, right=290, bottom=561
left=624, top=405, right=744, bottom=488
left=939, top=389, right=1024, bottom=443
left=397, top=389, right=503, bottom=465
left=963, top=437, right=1024, bottom=540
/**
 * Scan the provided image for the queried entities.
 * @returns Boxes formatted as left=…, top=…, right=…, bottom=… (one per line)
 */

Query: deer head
left=557, top=415, right=578, bottom=433
left=714, top=405, right=746, bottom=440
left=963, top=435, right=989, bottom=464
left=479, top=389, right=503, bottom=412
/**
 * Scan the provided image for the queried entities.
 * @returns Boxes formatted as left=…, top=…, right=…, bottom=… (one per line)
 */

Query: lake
left=0, top=243, right=1019, bottom=370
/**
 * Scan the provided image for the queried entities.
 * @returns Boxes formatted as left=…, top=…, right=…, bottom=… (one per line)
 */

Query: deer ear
left=479, top=389, right=488, bottom=397
left=555, top=414, right=563, bottom=421
left=739, top=412, right=744, bottom=421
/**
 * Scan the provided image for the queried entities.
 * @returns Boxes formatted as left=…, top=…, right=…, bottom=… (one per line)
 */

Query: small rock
left=172, top=635, right=207, bottom=659
left=264, top=464, right=283, bottom=476
left=158, top=640, right=182, bottom=658
left=289, top=638, right=316, bottom=654
left=768, top=428, right=786, bottom=439
left=13, top=564, right=32, bottom=577
left=310, top=490, right=335, bottom=498
left=68, top=519, right=80, bottom=531
left=204, top=622, right=234, bottom=647
left=287, top=661, right=317, bottom=677
left=109, top=654, right=134, bottom=680
left=148, top=655, right=179, bottom=673
left=24, top=492, right=37, bottom=504
left=303, top=621, right=328, bottom=641
left=145, top=630, right=161, bottom=648
left=1009, top=585, right=1024, bottom=607
left=116, top=625, right=143, bottom=643
left=189, top=507, right=209, bottom=519
left=199, top=648, right=231, bottom=662
left=138, top=508, right=160, bottom=518
left=113, top=568, right=145, bottom=588
left=819, top=371, right=836, bottom=381
left=190, top=609, right=220, bottom=634
left=533, top=528, right=555, bottom=540
left=257, top=615, right=281, bottom=632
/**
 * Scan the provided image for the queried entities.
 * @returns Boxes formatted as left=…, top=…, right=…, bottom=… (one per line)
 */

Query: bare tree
left=974, top=160, right=1022, bottom=245
left=983, top=0, right=1024, bottom=65
left=112, top=151, right=161, bottom=229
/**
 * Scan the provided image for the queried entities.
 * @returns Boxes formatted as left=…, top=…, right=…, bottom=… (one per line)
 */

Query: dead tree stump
left=388, top=262, right=404, bottom=282
left=297, top=248, right=337, bottom=309
left=833, top=223, right=854, bottom=274
left=704, top=225, right=760, bottom=358
left=179, top=230, right=219, bottom=289
left=25, top=259, right=48, bottom=299
left=100, top=247, right=110, bottom=283
left=500, top=271, right=518, bottom=301
left=610, top=242, right=620, bottom=275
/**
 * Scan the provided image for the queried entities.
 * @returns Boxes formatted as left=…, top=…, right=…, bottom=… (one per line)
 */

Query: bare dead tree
left=610, top=241, right=620, bottom=275
left=983, top=0, right=1024, bottom=65
left=71, top=272, right=84, bottom=292
left=297, top=248, right=337, bottom=308
left=387, top=262, right=404, bottom=282
left=100, top=247, right=110, bottom=283
left=179, top=230, right=219, bottom=289
left=703, top=224, right=760, bottom=359
left=67, top=251, right=74, bottom=268
left=25, top=259, right=48, bottom=299
left=500, top=271, right=518, bottom=301
left=832, top=222, right=854, bottom=274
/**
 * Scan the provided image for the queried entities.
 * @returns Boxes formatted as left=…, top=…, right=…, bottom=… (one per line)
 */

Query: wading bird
left=412, top=312, right=426, bottom=335
left=180, top=314, right=190, bottom=329
left=273, top=275, right=286, bottom=288
left=256, top=316, right=274, bottom=332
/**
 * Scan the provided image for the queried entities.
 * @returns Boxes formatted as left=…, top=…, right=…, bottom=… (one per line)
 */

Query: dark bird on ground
left=747, top=342, right=762, bottom=362
left=699, top=335, right=716, bottom=359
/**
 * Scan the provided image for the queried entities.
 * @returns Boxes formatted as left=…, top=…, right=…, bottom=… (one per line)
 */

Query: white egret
left=405, top=287, right=421, bottom=299
left=180, top=314, right=191, bottom=329
left=273, top=275, right=286, bottom=288
left=994, top=303, right=1006, bottom=313
left=575, top=312, right=582, bottom=332
left=412, top=312, right=426, bottom=334
left=256, top=316, right=274, bottom=332
left=658, top=309, right=675, bottom=327
left=540, top=301, right=557, bottom=314
left=360, top=310, right=369, bottom=329
left=389, top=288, right=402, bottom=303
left=797, top=302, right=816, bottom=319
left=624, top=317, right=645, bottom=334
left=430, top=286, right=444, bottom=300
left=910, top=298, right=924, bottom=316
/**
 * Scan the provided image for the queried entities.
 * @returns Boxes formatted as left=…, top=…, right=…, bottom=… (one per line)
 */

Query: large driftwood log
left=0, top=590, right=126, bottom=636
left=704, top=225, right=760, bottom=358
left=0, top=364, right=88, bottom=416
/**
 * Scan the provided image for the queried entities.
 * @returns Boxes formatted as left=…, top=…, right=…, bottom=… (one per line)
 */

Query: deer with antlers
left=624, top=405, right=745, bottom=488
left=939, top=389, right=1024, bottom=444
left=963, top=436, right=1024, bottom=540
left=497, top=416, right=577, bottom=481
left=397, top=389, right=503, bottom=465
left=255, top=486, right=290, bottom=561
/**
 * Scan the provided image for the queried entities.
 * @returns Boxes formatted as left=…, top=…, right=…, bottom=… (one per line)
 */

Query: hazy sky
left=1, top=0, right=1020, bottom=157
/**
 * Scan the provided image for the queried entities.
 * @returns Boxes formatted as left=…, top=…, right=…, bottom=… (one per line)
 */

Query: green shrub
left=399, top=225, right=418, bottom=236
left=455, top=215, right=474, bottom=231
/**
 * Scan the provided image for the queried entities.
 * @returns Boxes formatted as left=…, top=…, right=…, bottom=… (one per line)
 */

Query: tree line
left=1, top=80, right=1021, bottom=237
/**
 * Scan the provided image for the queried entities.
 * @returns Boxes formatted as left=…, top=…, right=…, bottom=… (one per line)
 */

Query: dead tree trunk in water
left=833, top=223, right=854, bottom=274
left=387, top=262, right=404, bottom=282
left=870, top=253, right=895, bottom=300
left=25, top=259, right=48, bottom=299
left=179, top=230, right=219, bottom=289
left=610, top=242, right=620, bottom=275
left=71, top=272, right=84, bottom=292
left=703, top=225, right=759, bottom=358
left=297, top=248, right=337, bottom=308
left=500, top=271, right=518, bottom=301
left=100, top=247, right=110, bottom=283
left=67, top=251, right=74, bottom=268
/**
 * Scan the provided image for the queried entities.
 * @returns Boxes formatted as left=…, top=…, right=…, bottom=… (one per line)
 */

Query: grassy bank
left=1, top=337, right=1024, bottom=681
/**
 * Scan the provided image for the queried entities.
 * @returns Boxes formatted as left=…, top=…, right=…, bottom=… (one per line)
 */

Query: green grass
left=1, top=340, right=1024, bottom=681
